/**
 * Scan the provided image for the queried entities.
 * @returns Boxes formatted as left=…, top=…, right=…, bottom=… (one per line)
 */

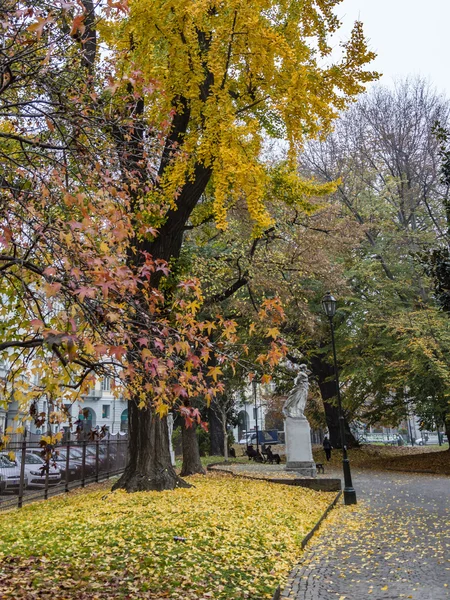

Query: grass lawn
left=313, top=443, right=450, bottom=475
left=174, top=455, right=245, bottom=470
left=0, top=472, right=335, bottom=599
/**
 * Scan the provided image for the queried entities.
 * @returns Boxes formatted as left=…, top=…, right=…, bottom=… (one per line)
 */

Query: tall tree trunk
left=310, top=354, right=358, bottom=449
left=113, top=400, right=189, bottom=492
left=445, top=417, right=450, bottom=452
left=209, top=400, right=224, bottom=456
left=180, top=420, right=205, bottom=476
left=112, top=73, right=212, bottom=492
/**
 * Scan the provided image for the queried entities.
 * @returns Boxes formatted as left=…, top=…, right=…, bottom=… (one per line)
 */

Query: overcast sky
left=333, top=0, right=450, bottom=97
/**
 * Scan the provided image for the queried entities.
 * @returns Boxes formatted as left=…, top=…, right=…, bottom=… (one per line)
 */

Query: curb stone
left=384, top=466, right=449, bottom=475
left=271, top=490, right=342, bottom=600
left=207, top=464, right=341, bottom=492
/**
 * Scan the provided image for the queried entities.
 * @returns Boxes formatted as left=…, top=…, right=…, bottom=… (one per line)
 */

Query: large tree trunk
left=310, top=354, right=358, bottom=449
left=445, top=417, right=450, bottom=452
left=113, top=400, right=190, bottom=492
left=113, top=84, right=212, bottom=492
left=209, top=400, right=225, bottom=456
left=180, top=420, right=205, bottom=476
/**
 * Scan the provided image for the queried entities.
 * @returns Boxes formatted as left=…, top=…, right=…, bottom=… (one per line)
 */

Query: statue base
left=284, top=417, right=316, bottom=478
left=285, top=461, right=317, bottom=477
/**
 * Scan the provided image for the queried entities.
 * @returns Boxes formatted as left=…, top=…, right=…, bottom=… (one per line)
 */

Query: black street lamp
left=252, top=380, right=259, bottom=453
left=321, top=292, right=357, bottom=505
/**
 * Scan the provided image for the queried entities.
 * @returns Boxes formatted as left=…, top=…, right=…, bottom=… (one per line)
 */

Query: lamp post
left=321, top=292, right=357, bottom=505
left=252, top=380, right=259, bottom=453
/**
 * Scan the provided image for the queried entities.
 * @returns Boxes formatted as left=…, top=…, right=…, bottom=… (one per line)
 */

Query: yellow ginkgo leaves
left=0, top=474, right=335, bottom=599
left=108, top=0, right=377, bottom=230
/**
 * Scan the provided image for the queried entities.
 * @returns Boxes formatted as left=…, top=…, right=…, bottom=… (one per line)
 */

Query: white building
left=67, top=376, right=128, bottom=434
left=232, top=384, right=266, bottom=443
left=0, top=361, right=128, bottom=436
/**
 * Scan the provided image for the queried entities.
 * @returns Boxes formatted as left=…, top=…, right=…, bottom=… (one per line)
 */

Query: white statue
left=167, top=413, right=175, bottom=466
left=283, top=364, right=316, bottom=476
left=282, top=365, right=310, bottom=419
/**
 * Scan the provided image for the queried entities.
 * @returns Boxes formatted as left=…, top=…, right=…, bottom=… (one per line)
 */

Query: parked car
left=0, top=454, right=28, bottom=493
left=238, top=430, right=279, bottom=446
left=67, top=446, right=98, bottom=477
left=55, top=449, right=86, bottom=481
left=85, top=444, right=111, bottom=469
left=29, top=448, right=86, bottom=482
left=4, top=453, right=61, bottom=488
left=418, top=434, right=449, bottom=445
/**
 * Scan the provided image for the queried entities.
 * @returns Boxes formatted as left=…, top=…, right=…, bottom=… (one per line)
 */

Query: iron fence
left=0, top=432, right=128, bottom=511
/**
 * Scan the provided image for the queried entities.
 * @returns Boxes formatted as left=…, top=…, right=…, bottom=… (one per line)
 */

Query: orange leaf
left=70, top=14, right=85, bottom=37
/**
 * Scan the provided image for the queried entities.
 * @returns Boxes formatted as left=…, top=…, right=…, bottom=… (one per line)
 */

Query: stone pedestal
left=167, top=413, right=176, bottom=467
left=284, top=417, right=316, bottom=477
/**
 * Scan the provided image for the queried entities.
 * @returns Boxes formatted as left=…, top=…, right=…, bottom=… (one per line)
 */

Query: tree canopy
left=0, top=0, right=379, bottom=488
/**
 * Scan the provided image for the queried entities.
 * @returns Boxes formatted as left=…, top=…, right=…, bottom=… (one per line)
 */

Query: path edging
left=384, top=466, right=447, bottom=475
left=271, top=489, right=342, bottom=600
left=207, top=464, right=341, bottom=492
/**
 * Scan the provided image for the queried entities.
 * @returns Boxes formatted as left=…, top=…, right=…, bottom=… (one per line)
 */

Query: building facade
left=0, top=361, right=128, bottom=436
left=232, top=384, right=266, bottom=443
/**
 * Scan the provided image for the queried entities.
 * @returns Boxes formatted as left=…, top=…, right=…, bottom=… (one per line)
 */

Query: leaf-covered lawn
left=313, top=444, right=450, bottom=475
left=0, top=473, right=335, bottom=599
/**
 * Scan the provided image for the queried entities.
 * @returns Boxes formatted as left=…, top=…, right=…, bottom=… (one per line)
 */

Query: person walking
left=323, top=436, right=332, bottom=461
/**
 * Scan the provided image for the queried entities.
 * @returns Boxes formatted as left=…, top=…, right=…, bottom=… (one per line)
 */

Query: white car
left=1, top=452, right=61, bottom=489
left=0, top=454, right=28, bottom=493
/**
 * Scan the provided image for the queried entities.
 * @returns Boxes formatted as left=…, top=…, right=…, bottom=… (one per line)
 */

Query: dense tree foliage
left=303, top=80, right=450, bottom=444
left=0, top=0, right=377, bottom=489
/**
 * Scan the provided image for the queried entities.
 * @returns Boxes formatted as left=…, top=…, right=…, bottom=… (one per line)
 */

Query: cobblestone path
left=282, top=468, right=450, bottom=600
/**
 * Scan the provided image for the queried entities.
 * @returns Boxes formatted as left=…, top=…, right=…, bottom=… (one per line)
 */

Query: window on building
left=102, top=405, right=110, bottom=419
left=120, top=408, right=128, bottom=432
left=102, top=377, right=110, bottom=392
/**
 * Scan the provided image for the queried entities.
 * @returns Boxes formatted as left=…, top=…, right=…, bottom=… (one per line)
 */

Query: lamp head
left=321, top=291, right=337, bottom=318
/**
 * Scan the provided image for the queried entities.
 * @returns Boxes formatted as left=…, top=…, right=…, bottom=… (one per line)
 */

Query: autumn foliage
left=0, top=474, right=335, bottom=599
left=1, top=0, right=377, bottom=487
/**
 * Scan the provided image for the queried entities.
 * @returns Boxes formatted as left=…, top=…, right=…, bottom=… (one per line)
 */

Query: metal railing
left=0, top=431, right=128, bottom=511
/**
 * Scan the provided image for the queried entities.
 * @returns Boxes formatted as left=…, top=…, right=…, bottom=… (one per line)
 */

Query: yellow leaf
left=203, top=321, right=217, bottom=335
left=141, top=348, right=152, bottom=360
left=207, top=366, right=223, bottom=382
left=155, top=403, right=169, bottom=418
left=186, top=300, right=201, bottom=314
left=267, top=327, right=280, bottom=339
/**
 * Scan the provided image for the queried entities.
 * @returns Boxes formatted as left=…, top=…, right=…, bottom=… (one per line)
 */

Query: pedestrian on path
left=322, top=436, right=332, bottom=461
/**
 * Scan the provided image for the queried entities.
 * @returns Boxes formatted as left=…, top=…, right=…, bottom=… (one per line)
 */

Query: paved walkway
left=282, top=468, right=450, bottom=600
